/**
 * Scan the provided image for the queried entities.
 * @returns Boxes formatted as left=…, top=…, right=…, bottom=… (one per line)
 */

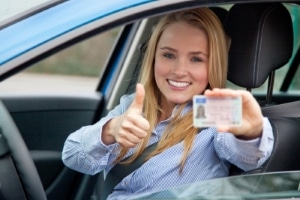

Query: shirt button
left=123, top=180, right=128, bottom=186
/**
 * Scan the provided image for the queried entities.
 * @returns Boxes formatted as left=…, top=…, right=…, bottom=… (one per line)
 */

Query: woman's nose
left=172, top=59, right=187, bottom=76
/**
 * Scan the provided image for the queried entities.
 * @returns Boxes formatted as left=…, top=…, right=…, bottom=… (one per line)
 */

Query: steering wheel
left=0, top=100, right=47, bottom=200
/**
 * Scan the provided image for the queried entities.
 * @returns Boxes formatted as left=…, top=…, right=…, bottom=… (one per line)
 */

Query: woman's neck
left=158, top=100, right=176, bottom=122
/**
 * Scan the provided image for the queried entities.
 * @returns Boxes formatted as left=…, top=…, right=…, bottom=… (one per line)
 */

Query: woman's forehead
left=157, top=22, right=208, bottom=53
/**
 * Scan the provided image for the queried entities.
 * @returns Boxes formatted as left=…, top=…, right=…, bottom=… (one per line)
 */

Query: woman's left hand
left=204, top=88, right=263, bottom=140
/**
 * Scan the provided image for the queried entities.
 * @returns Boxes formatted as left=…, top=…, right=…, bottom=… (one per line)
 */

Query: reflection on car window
left=133, top=171, right=300, bottom=199
left=0, top=27, right=120, bottom=93
left=0, top=0, right=63, bottom=28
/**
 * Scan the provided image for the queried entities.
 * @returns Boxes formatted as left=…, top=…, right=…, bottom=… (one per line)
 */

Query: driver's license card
left=193, top=95, right=242, bottom=127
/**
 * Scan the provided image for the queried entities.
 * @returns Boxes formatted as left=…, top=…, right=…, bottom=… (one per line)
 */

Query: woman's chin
left=168, top=96, right=191, bottom=105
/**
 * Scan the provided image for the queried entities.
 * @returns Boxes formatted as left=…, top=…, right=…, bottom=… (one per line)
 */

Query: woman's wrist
left=101, top=118, right=117, bottom=145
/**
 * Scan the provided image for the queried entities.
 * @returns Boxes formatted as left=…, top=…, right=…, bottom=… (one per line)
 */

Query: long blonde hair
left=116, top=7, right=228, bottom=173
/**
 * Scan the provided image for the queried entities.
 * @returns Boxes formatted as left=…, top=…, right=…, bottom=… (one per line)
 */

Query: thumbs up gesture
left=102, top=84, right=150, bottom=148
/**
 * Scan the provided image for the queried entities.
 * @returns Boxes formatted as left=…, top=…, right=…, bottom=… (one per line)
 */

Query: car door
left=0, top=5, right=145, bottom=199
left=0, top=24, right=144, bottom=200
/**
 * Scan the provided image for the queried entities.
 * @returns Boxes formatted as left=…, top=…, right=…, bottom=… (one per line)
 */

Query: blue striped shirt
left=62, top=93, right=274, bottom=200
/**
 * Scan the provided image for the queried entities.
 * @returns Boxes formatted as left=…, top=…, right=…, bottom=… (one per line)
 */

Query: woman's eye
left=163, top=53, right=175, bottom=59
left=191, top=57, right=202, bottom=62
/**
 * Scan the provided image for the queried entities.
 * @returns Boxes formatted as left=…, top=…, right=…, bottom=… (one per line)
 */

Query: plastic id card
left=193, top=95, right=242, bottom=127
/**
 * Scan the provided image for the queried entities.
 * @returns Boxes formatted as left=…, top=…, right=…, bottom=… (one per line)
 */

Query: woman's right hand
left=102, top=84, right=150, bottom=148
left=204, top=88, right=263, bottom=140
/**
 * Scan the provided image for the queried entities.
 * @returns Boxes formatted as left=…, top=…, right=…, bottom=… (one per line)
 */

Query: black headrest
left=225, top=3, right=293, bottom=88
left=210, top=7, right=228, bottom=25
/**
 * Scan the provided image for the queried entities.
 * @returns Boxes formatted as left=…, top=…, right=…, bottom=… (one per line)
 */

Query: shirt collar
left=171, top=100, right=193, bottom=118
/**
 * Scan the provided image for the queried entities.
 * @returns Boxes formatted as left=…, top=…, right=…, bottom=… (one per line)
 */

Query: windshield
left=133, top=171, right=300, bottom=199
left=0, top=0, right=63, bottom=28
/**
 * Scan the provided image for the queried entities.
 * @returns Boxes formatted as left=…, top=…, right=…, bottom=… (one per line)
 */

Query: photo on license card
left=193, top=95, right=242, bottom=127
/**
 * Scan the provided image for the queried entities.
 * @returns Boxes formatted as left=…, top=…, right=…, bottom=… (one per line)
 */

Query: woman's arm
left=214, top=117, right=274, bottom=171
left=61, top=94, right=135, bottom=175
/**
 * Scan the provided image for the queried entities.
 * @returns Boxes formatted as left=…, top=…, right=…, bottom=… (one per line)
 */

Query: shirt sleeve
left=214, top=117, right=274, bottom=171
left=61, top=94, right=134, bottom=175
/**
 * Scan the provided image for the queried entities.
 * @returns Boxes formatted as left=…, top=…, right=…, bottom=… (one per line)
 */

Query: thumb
left=130, top=83, right=145, bottom=114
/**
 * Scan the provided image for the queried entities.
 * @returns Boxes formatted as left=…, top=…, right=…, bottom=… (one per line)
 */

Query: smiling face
left=154, top=21, right=209, bottom=109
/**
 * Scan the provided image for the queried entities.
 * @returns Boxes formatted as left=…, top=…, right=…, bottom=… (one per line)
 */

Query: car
left=0, top=0, right=300, bottom=199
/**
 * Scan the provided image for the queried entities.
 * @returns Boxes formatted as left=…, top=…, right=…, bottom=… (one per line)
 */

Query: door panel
left=0, top=93, right=104, bottom=200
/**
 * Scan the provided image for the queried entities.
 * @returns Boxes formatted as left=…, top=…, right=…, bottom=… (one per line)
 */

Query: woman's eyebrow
left=159, top=46, right=177, bottom=52
left=159, top=47, right=208, bottom=57
left=190, top=51, right=208, bottom=57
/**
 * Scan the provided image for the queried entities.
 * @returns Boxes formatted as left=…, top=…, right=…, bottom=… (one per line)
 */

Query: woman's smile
left=167, top=79, right=191, bottom=89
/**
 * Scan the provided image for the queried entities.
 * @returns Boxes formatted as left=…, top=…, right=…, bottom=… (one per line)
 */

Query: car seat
left=224, top=3, right=300, bottom=175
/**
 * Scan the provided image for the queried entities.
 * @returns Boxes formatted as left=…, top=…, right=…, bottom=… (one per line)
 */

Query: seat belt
left=101, top=142, right=158, bottom=199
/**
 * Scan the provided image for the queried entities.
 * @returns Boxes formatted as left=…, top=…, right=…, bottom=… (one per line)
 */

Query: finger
left=128, top=125, right=148, bottom=139
left=204, top=88, right=239, bottom=98
left=217, top=125, right=239, bottom=134
left=129, top=83, right=145, bottom=115
left=126, top=113, right=150, bottom=132
left=121, top=133, right=143, bottom=144
left=122, top=114, right=149, bottom=139
left=216, top=125, right=229, bottom=133
left=118, top=139, right=139, bottom=148
left=117, top=130, right=143, bottom=147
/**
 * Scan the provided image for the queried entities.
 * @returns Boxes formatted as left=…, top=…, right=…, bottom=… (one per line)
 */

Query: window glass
left=288, top=4, right=300, bottom=91
left=290, top=61, right=300, bottom=91
left=0, top=27, right=120, bottom=94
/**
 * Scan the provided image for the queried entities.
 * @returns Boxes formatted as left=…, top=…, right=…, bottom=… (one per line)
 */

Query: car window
left=227, top=3, right=300, bottom=93
left=289, top=3, right=300, bottom=91
left=0, top=27, right=120, bottom=94
left=133, top=171, right=300, bottom=199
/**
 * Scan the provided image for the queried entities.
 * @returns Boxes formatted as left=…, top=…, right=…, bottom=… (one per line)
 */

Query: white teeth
left=168, top=80, right=190, bottom=87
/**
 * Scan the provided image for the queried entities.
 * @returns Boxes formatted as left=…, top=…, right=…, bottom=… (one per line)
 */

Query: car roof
left=0, top=0, right=299, bottom=79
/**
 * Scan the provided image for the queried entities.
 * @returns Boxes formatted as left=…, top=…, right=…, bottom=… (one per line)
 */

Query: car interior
left=94, top=2, right=300, bottom=199
left=0, top=1, right=300, bottom=200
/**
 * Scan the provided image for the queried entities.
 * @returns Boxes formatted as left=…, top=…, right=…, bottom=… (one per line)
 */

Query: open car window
left=0, top=26, right=121, bottom=94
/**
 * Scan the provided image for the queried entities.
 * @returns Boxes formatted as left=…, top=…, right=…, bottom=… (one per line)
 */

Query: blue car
left=0, top=0, right=300, bottom=199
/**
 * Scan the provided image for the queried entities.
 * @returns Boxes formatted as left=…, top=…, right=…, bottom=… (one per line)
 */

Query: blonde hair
left=116, top=7, right=229, bottom=173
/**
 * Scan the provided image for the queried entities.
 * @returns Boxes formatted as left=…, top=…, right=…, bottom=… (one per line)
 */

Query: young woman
left=62, top=7, right=274, bottom=199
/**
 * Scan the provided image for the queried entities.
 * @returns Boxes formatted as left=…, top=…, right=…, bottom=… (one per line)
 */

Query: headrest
left=210, top=7, right=228, bottom=25
left=225, top=3, right=293, bottom=88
